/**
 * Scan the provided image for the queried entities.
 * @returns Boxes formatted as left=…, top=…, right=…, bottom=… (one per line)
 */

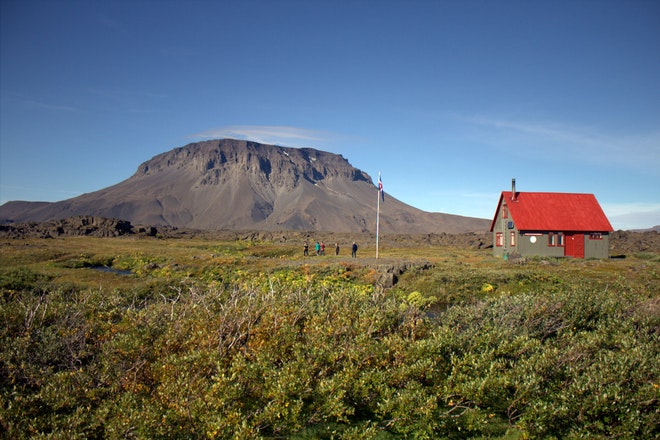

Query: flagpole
left=376, top=171, right=381, bottom=259
left=376, top=183, right=380, bottom=259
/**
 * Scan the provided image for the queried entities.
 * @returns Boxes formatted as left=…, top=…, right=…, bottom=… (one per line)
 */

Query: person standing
left=335, top=242, right=340, bottom=256
left=351, top=241, right=358, bottom=258
left=315, top=242, right=321, bottom=256
left=303, top=241, right=309, bottom=256
left=320, top=241, right=325, bottom=256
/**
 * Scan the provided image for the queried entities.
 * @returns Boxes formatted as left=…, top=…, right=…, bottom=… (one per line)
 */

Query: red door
left=565, top=233, right=585, bottom=258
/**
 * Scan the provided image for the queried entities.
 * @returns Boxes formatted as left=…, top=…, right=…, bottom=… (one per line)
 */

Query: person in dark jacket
left=351, top=241, right=358, bottom=258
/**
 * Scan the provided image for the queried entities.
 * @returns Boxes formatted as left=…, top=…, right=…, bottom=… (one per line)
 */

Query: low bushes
left=1, top=272, right=658, bottom=438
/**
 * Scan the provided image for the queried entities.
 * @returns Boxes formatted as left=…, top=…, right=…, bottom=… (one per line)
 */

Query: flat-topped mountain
left=0, top=139, right=489, bottom=233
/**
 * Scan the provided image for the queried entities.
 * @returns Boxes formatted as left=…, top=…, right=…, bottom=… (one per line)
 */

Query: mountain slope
left=0, top=139, right=489, bottom=233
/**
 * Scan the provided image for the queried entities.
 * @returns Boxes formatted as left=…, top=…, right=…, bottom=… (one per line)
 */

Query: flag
left=378, top=173, right=384, bottom=202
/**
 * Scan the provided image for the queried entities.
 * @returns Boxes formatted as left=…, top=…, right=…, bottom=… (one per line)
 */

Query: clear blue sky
left=1, top=0, right=659, bottom=230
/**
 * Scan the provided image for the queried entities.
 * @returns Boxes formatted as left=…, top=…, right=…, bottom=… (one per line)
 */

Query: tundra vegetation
left=0, top=235, right=658, bottom=439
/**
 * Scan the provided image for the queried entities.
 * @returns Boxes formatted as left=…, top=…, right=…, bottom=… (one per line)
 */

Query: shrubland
left=0, top=235, right=658, bottom=439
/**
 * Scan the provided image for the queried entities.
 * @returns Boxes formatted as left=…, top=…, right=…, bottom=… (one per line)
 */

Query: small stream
left=91, top=266, right=133, bottom=276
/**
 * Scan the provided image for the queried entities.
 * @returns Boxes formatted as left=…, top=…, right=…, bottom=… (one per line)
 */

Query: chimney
left=511, top=178, right=517, bottom=201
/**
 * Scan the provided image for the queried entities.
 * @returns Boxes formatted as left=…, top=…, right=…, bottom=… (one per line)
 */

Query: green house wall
left=491, top=202, right=610, bottom=259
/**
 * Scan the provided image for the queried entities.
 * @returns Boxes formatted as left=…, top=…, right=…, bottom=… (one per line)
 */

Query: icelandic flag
left=378, top=173, right=384, bottom=202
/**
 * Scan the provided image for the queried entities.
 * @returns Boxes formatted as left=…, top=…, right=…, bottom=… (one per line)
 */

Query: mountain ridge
left=0, top=139, right=490, bottom=233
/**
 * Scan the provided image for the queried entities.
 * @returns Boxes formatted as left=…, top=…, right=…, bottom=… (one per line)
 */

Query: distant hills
left=0, top=139, right=489, bottom=233
left=632, top=225, right=660, bottom=233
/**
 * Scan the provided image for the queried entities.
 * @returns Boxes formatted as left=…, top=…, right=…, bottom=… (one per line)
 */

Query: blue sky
left=1, top=0, right=659, bottom=230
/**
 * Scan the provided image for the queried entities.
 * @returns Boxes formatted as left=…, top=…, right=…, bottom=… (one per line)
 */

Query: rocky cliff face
left=137, top=140, right=369, bottom=186
left=0, top=139, right=489, bottom=233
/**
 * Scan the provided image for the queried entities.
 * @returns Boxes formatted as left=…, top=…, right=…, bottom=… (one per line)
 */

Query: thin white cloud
left=23, top=99, right=78, bottom=112
left=601, top=202, right=660, bottom=230
left=601, top=202, right=660, bottom=217
left=461, top=115, right=660, bottom=171
left=191, top=125, right=333, bottom=147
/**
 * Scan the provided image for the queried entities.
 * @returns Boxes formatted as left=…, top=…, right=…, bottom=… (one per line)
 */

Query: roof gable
left=491, top=191, right=613, bottom=232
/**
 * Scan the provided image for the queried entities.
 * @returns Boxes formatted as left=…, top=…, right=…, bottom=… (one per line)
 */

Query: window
left=589, top=233, right=603, bottom=240
left=496, top=232, right=504, bottom=247
left=510, top=231, right=516, bottom=246
left=502, top=205, right=508, bottom=219
left=549, top=232, right=565, bottom=247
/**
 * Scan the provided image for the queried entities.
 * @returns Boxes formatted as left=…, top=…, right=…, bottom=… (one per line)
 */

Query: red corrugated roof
left=490, top=191, right=613, bottom=232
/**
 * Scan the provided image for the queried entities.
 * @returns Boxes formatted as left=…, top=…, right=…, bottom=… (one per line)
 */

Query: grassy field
left=1, top=235, right=658, bottom=439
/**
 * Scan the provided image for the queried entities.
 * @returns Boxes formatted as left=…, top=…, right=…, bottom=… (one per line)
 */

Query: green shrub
left=1, top=239, right=658, bottom=439
left=0, top=267, right=52, bottom=292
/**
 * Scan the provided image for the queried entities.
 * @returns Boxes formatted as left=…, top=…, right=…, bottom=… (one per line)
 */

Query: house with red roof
left=490, top=180, right=613, bottom=259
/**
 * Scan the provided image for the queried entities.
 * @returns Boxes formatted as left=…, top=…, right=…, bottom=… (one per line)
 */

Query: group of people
left=303, top=241, right=358, bottom=258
